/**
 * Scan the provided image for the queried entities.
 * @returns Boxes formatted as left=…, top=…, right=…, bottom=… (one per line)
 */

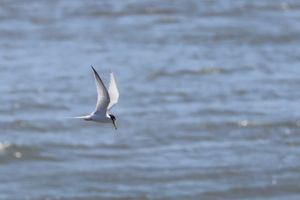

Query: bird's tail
left=73, top=115, right=92, bottom=121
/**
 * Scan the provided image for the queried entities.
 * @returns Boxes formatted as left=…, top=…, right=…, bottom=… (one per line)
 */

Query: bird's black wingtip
left=91, top=65, right=99, bottom=75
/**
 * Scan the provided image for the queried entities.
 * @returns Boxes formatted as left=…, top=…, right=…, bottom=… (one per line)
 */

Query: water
left=1, top=0, right=300, bottom=199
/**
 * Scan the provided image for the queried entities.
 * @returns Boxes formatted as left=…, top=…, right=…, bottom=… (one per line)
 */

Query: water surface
left=1, top=0, right=300, bottom=199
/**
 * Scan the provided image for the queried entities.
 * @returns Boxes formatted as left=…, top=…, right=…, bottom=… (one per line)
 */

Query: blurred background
left=1, top=0, right=300, bottom=199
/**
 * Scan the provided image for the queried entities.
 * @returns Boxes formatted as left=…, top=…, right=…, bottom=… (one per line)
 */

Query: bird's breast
left=91, top=114, right=111, bottom=123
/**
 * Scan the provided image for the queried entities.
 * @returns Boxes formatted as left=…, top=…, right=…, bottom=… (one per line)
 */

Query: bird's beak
left=112, top=119, right=117, bottom=130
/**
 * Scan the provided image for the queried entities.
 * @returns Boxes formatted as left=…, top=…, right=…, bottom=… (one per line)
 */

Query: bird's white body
left=92, top=113, right=112, bottom=122
left=75, top=66, right=119, bottom=129
left=80, top=113, right=111, bottom=122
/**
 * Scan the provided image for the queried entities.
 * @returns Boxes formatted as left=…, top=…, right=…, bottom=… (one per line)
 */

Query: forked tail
left=74, top=115, right=92, bottom=121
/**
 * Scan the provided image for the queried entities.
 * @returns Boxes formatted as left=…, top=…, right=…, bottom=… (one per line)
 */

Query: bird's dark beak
left=112, top=119, right=117, bottom=129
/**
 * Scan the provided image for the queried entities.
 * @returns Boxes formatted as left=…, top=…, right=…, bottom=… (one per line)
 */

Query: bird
left=75, top=66, right=119, bottom=129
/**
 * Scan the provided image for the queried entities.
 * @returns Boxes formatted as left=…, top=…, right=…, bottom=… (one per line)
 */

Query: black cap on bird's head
left=109, top=114, right=117, bottom=129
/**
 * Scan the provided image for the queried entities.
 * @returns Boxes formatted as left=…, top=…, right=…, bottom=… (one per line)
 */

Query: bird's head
left=109, top=114, right=117, bottom=129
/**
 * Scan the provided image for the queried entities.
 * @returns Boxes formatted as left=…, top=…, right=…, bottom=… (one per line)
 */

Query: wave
left=0, top=142, right=46, bottom=164
left=148, top=66, right=254, bottom=80
left=0, top=119, right=71, bottom=133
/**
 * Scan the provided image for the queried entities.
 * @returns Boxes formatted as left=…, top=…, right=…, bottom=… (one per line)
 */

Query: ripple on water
left=0, top=142, right=50, bottom=164
left=147, top=66, right=257, bottom=81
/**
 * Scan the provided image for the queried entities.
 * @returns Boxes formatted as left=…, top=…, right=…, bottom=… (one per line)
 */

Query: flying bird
left=75, top=66, right=119, bottom=129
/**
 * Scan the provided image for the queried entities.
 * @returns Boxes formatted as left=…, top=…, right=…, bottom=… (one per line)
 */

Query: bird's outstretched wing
left=91, top=66, right=110, bottom=114
left=107, top=71, right=119, bottom=110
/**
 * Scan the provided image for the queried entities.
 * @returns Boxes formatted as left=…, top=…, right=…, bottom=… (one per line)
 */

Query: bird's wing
left=91, top=66, right=110, bottom=114
left=107, top=71, right=119, bottom=110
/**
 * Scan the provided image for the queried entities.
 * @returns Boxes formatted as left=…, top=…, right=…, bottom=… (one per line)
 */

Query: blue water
left=1, top=0, right=300, bottom=199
